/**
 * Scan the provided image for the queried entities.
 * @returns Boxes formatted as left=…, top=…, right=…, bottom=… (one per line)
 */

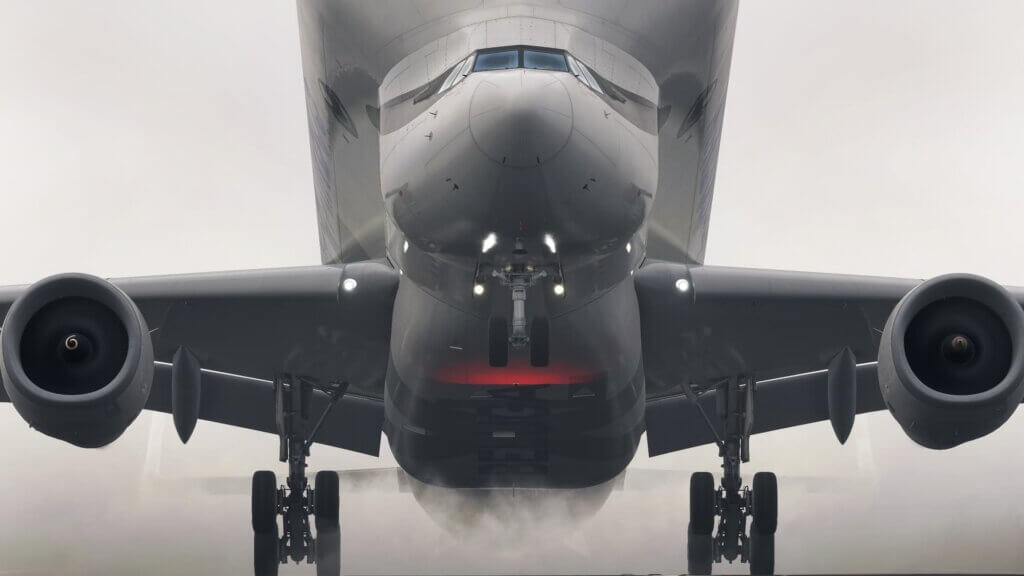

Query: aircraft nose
left=469, top=71, right=572, bottom=167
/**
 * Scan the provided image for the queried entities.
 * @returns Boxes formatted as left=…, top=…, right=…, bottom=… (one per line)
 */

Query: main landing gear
left=251, top=374, right=347, bottom=576
left=684, top=376, right=778, bottom=575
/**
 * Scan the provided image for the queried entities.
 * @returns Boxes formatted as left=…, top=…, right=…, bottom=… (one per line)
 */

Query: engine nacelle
left=0, top=273, right=153, bottom=447
left=878, top=274, right=1024, bottom=449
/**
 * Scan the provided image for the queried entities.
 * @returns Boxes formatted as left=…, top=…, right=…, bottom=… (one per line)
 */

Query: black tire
left=489, top=316, right=508, bottom=367
left=751, top=472, right=778, bottom=534
left=315, top=470, right=340, bottom=530
left=316, top=527, right=341, bottom=576
left=748, top=530, right=774, bottom=575
left=254, top=528, right=279, bottom=576
left=251, top=471, right=277, bottom=533
left=689, top=471, right=716, bottom=535
left=687, top=526, right=713, bottom=575
left=530, top=316, right=550, bottom=367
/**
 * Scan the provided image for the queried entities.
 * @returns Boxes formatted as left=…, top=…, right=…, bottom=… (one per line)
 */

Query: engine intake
left=878, top=274, right=1024, bottom=449
left=1, top=273, right=153, bottom=447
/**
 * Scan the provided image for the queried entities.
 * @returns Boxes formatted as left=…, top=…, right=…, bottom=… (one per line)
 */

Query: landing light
left=473, top=283, right=485, bottom=296
left=482, top=233, right=498, bottom=254
left=342, top=278, right=358, bottom=292
left=543, top=233, right=557, bottom=254
left=626, top=242, right=632, bottom=254
left=553, top=283, right=565, bottom=296
left=403, top=240, right=409, bottom=253
left=675, top=278, right=690, bottom=293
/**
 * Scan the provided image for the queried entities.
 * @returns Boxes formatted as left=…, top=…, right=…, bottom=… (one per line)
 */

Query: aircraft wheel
left=316, top=527, right=341, bottom=576
left=488, top=316, right=508, bottom=367
left=689, top=471, right=716, bottom=534
left=315, top=470, right=340, bottom=530
left=748, top=530, right=774, bottom=575
left=253, top=528, right=280, bottom=576
left=251, top=471, right=277, bottom=533
left=751, top=472, right=778, bottom=534
left=687, top=526, right=713, bottom=575
left=530, top=316, right=549, bottom=367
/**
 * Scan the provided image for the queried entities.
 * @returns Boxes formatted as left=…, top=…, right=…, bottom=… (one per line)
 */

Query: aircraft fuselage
left=379, top=48, right=658, bottom=487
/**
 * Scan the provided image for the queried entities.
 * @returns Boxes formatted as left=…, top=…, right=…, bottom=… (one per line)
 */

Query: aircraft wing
left=0, top=262, right=398, bottom=455
left=634, top=261, right=991, bottom=455
left=636, top=261, right=922, bottom=395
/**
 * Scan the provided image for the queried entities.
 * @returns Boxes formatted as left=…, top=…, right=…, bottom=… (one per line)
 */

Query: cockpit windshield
left=523, top=48, right=568, bottom=71
left=397, top=45, right=622, bottom=117
left=473, top=49, right=519, bottom=71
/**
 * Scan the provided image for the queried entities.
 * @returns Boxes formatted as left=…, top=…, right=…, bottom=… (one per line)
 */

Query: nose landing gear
left=251, top=374, right=346, bottom=576
left=477, top=235, right=562, bottom=369
left=684, top=376, right=778, bottom=575
left=486, top=259, right=555, bottom=368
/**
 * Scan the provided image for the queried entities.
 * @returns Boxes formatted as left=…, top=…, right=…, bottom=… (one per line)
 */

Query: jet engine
left=0, top=273, right=153, bottom=447
left=878, top=273, right=1024, bottom=449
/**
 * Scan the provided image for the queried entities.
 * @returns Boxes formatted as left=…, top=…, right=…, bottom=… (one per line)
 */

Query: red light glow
left=432, top=359, right=599, bottom=386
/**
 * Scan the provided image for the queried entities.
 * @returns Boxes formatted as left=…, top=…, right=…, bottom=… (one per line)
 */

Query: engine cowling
left=0, top=273, right=153, bottom=448
left=878, top=273, right=1024, bottom=449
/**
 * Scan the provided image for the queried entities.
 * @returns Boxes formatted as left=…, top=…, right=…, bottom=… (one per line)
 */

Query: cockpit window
left=473, top=49, right=519, bottom=71
left=579, top=66, right=604, bottom=95
left=458, top=55, right=474, bottom=77
left=439, top=54, right=474, bottom=93
left=403, top=46, right=624, bottom=110
left=564, top=54, right=601, bottom=94
left=523, top=49, right=567, bottom=72
left=566, top=53, right=582, bottom=76
left=438, top=66, right=462, bottom=94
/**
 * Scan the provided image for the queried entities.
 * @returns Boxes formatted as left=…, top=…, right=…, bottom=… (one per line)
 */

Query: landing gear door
left=742, top=378, right=755, bottom=462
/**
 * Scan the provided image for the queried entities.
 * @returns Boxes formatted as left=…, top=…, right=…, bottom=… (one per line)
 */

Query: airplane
left=2, top=1, right=1024, bottom=575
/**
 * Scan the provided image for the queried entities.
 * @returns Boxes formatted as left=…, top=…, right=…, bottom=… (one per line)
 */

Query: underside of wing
left=145, top=364, right=384, bottom=455
left=644, top=363, right=886, bottom=456
left=635, top=261, right=920, bottom=398
left=0, top=262, right=398, bottom=455
left=636, top=262, right=1024, bottom=455
left=117, top=262, right=397, bottom=398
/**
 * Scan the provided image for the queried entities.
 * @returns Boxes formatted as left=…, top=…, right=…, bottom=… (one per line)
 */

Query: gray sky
left=2, top=1, right=1024, bottom=574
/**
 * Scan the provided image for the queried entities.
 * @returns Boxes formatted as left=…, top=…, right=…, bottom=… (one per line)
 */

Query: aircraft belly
left=384, top=276, right=645, bottom=488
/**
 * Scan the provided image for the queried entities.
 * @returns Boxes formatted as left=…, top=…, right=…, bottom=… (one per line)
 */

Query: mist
left=2, top=1, right=1024, bottom=574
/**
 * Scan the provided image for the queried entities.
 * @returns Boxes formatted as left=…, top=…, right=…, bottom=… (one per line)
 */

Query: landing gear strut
left=480, top=236, right=560, bottom=368
left=251, top=374, right=346, bottom=576
left=685, top=376, right=778, bottom=575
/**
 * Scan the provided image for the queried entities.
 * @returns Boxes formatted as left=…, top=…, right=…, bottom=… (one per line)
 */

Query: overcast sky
left=2, top=1, right=1024, bottom=574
